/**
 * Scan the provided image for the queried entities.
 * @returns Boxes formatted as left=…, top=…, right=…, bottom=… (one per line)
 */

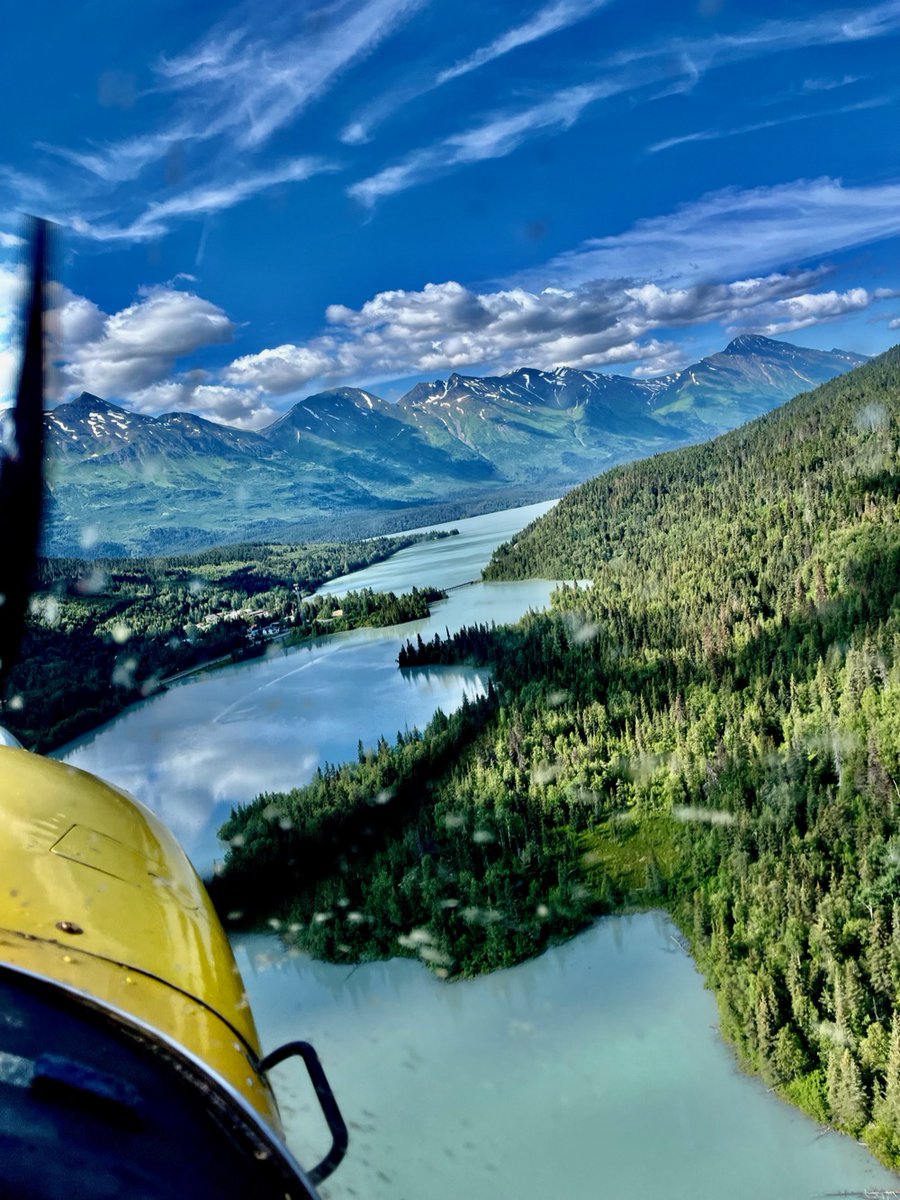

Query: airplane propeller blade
left=0, top=219, right=50, bottom=689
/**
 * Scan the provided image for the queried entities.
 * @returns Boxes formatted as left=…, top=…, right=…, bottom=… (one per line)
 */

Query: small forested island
left=217, top=346, right=900, bottom=1170
left=5, top=532, right=453, bottom=751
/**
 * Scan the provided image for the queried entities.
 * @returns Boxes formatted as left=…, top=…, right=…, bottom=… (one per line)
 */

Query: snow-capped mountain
left=46, top=394, right=276, bottom=463
left=37, top=336, right=867, bottom=555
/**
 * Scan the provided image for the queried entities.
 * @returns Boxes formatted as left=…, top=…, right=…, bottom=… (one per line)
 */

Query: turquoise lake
left=58, top=499, right=898, bottom=1197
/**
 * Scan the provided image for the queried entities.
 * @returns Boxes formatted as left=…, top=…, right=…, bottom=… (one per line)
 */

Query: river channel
left=58, top=499, right=898, bottom=1198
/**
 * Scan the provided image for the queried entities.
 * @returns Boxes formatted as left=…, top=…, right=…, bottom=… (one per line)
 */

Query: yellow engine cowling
left=0, top=744, right=279, bottom=1127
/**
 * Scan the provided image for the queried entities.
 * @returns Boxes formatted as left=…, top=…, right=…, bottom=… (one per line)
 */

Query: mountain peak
left=724, top=334, right=781, bottom=355
left=66, top=392, right=118, bottom=410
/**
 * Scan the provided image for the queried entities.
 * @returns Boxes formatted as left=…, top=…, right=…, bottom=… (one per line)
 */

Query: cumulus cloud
left=215, top=270, right=886, bottom=400
left=43, top=265, right=895, bottom=427
left=56, top=286, right=235, bottom=399
left=127, top=377, right=277, bottom=429
left=0, top=264, right=25, bottom=399
left=38, top=169, right=900, bottom=425
left=225, top=344, right=336, bottom=394
left=735, top=287, right=890, bottom=335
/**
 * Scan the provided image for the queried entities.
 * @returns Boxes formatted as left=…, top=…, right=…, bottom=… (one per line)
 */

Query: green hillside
left=485, top=344, right=900, bottom=1158
left=218, top=347, right=900, bottom=1168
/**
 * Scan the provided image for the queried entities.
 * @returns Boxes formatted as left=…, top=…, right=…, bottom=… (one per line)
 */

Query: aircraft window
left=1, top=2, right=898, bottom=1197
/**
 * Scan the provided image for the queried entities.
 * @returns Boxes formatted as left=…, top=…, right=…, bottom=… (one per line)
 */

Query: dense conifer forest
left=219, top=346, right=900, bottom=1168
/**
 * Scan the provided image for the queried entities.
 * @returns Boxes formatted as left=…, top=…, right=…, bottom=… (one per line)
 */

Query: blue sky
left=1, top=0, right=900, bottom=426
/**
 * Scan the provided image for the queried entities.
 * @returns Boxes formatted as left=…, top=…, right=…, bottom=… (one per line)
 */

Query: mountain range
left=39, top=335, right=865, bottom=555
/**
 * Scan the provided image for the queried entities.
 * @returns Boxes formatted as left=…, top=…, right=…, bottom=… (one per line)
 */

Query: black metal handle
left=259, top=1040, right=349, bottom=1185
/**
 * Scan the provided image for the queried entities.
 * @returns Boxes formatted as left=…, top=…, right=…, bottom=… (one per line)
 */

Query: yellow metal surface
left=0, top=746, right=278, bottom=1124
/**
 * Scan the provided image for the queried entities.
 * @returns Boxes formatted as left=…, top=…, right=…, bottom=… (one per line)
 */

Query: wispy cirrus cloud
left=21, top=0, right=424, bottom=242
left=801, top=73, right=864, bottom=93
left=155, top=0, right=427, bottom=152
left=341, top=0, right=612, bottom=144
left=540, top=177, right=900, bottom=287
left=70, top=158, right=334, bottom=243
left=612, top=0, right=900, bottom=74
left=648, top=95, right=891, bottom=154
left=341, top=0, right=900, bottom=150
left=36, top=129, right=193, bottom=186
left=437, top=0, right=613, bottom=84
left=347, top=0, right=900, bottom=205
left=349, top=83, right=612, bottom=205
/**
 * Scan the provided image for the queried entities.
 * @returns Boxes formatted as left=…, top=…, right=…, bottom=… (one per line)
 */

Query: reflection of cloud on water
left=59, top=635, right=500, bottom=860
left=57, top=564, right=553, bottom=869
left=67, top=734, right=322, bottom=859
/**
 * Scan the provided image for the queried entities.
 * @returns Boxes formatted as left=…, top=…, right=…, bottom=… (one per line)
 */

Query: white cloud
left=41, top=281, right=273, bottom=427
left=36, top=129, right=193, bottom=185
left=128, top=378, right=277, bottom=429
left=51, top=290, right=106, bottom=347
left=341, top=0, right=612, bottom=144
left=346, top=0, right=900, bottom=205
left=613, top=0, right=900, bottom=71
left=17, top=0, right=422, bottom=243
left=738, top=287, right=881, bottom=335
left=0, top=264, right=24, bottom=399
left=41, top=264, right=895, bottom=428
left=38, top=170, right=900, bottom=424
left=56, top=0, right=426, bottom=184
left=147, top=158, right=331, bottom=221
left=541, top=178, right=900, bottom=287
left=438, top=0, right=611, bottom=83
left=0, top=232, right=24, bottom=249
left=648, top=96, right=889, bottom=155
left=156, top=0, right=427, bottom=150
left=342, top=0, right=899, bottom=158
left=215, top=270, right=881, bottom=399
left=57, top=286, right=234, bottom=399
left=225, top=344, right=337, bottom=395
left=71, top=158, right=333, bottom=242
left=349, top=83, right=611, bottom=204
left=801, top=74, right=863, bottom=93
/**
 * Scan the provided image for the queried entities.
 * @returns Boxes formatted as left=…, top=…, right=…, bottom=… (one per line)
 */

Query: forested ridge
left=219, top=345, right=900, bottom=1168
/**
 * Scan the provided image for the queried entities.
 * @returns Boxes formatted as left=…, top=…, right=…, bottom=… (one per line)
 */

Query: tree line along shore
left=216, top=347, right=900, bottom=1171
